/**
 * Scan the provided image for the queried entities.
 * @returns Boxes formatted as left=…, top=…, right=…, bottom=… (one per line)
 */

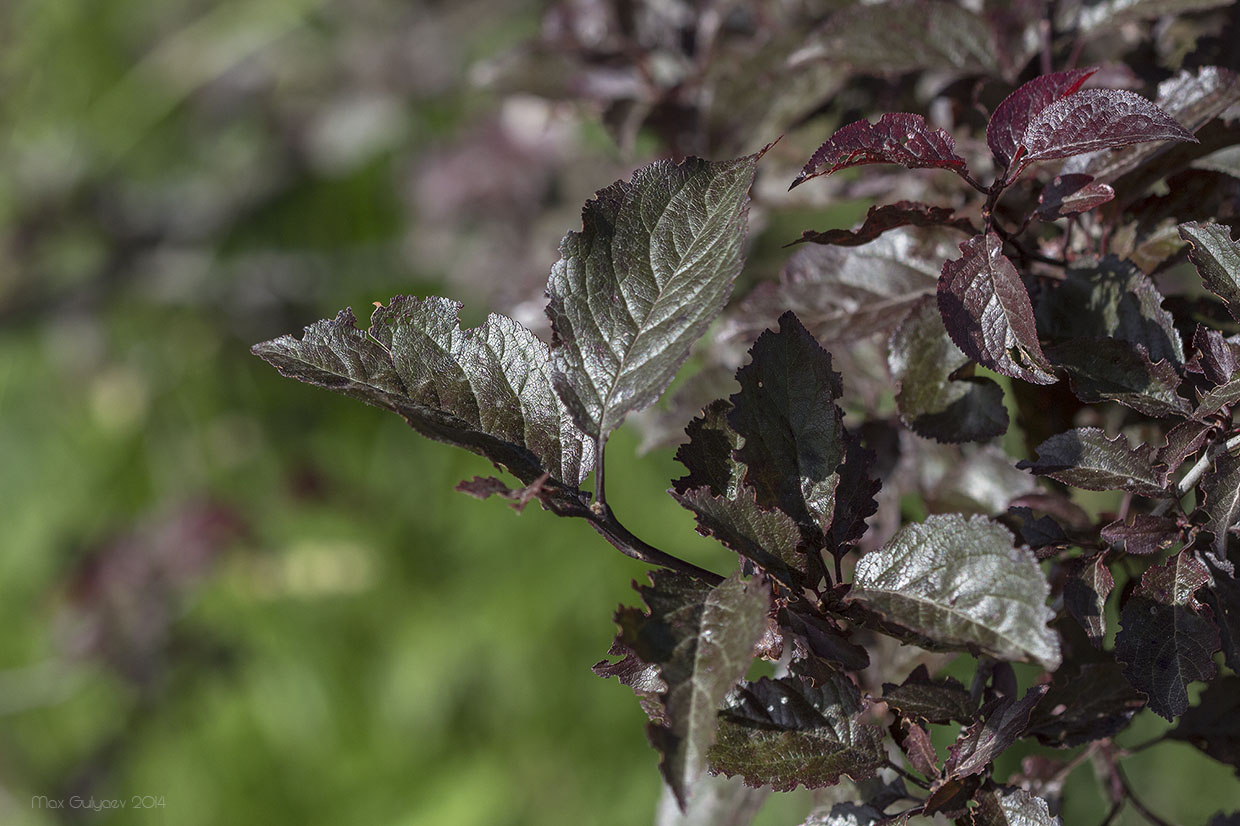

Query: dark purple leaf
left=1180, top=222, right=1240, bottom=323
left=1069, top=67, right=1240, bottom=183
left=1195, top=378, right=1240, bottom=418
left=1069, top=0, right=1236, bottom=34
left=826, top=431, right=881, bottom=554
left=672, top=400, right=744, bottom=499
left=1044, top=338, right=1190, bottom=418
left=1116, top=551, right=1220, bottom=720
left=890, top=297, right=1009, bottom=443
left=1017, top=428, right=1167, bottom=496
left=708, top=671, right=886, bottom=792
left=891, top=718, right=939, bottom=780
left=673, top=486, right=808, bottom=591
left=1197, top=451, right=1240, bottom=565
left=1158, top=420, right=1214, bottom=475
left=792, top=113, right=966, bottom=188
left=1016, top=89, right=1195, bottom=173
left=253, top=298, right=594, bottom=487
left=987, top=68, right=1097, bottom=170
left=793, top=201, right=976, bottom=247
left=1007, top=507, right=1070, bottom=554
left=609, top=570, right=771, bottom=809
left=729, top=312, right=845, bottom=531
left=780, top=611, right=870, bottom=672
left=1204, top=564, right=1240, bottom=673
left=1208, top=814, right=1240, bottom=826
left=1026, top=662, right=1144, bottom=748
left=1035, top=256, right=1185, bottom=367
left=881, top=664, right=977, bottom=725
left=726, top=230, right=951, bottom=349
left=937, top=233, right=1056, bottom=385
left=944, top=685, right=1048, bottom=778
left=922, top=775, right=983, bottom=818
left=1064, top=555, right=1114, bottom=649
left=1035, top=174, right=1115, bottom=220
left=1168, top=675, right=1240, bottom=777
left=593, top=637, right=668, bottom=726
left=1192, top=326, right=1239, bottom=385
left=1101, top=514, right=1182, bottom=556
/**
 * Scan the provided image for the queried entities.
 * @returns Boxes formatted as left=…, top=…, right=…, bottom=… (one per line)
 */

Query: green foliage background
left=0, top=1, right=1234, bottom=824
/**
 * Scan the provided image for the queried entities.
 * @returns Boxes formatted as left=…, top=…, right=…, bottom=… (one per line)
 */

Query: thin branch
left=588, top=506, right=725, bottom=585
left=1152, top=432, right=1240, bottom=516
left=1122, top=733, right=1168, bottom=755
left=1098, top=798, right=1124, bottom=826
left=957, top=168, right=991, bottom=195
left=884, top=759, right=932, bottom=791
left=1116, top=765, right=1178, bottom=826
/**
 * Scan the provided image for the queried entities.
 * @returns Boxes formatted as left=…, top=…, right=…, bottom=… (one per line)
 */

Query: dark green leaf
left=944, top=686, right=1048, bottom=778
left=673, top=486, right=808, bottom=589
left=881, top=664, right=977, bottom=725
left=1026, top=662, right=1145, bottom=748
left=708, top=671, right=886, bottom=792
left=547, top=153, right=757, bottom=443
left=890, top=296, right=1008, bottom=443
left=252, top=297, right=593, bottom=487
left=614, top=570, right=771, bottom=808
left=848, top=514, right=1061, bottom=669
left=1116, top=551, right=1220, bottom=720
left=1180, top=222, right=1240, bottom=324
left=729, top=311, right=845, bottom=530
left=1035, top=257, right=1185, bottom=366
left=1018, top=428, right=1167, bottom=496
left=971, top=785, right=1062, bottom=826
left=1168, top=674, right=1240, bottom=776
left=1043, top=339, right=1189, bottom=418
left=938, top=233, right=1057, bottom=385
left=1064, top=554, right=1114, bottom=648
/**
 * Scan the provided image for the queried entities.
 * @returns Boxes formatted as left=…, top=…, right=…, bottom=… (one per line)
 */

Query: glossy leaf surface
left=938, top=233, right=1056, bottom=385
left=849, top=514, right=1060, bottom=669
left=547, top=154, right=757, bottom=442
left=253, top=297, right=593, bottom=486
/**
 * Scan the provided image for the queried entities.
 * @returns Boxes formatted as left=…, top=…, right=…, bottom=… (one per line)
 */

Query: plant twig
left=588, top=505, right=724, bottom=585
left=884, top=758, right=932, bottom=790
left=1152, top=432, right=1240, bottom=516
left=1098, top=798, right=1124, bottom=826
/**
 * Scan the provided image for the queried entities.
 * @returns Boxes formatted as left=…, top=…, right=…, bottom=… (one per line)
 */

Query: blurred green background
left=1, top=1, right=1235, bottom=824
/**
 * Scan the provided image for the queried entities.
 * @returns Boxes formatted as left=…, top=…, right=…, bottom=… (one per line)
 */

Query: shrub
left=253, top=3, right=1240, bottom=823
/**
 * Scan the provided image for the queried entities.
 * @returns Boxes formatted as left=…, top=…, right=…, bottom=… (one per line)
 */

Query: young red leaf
left=1015, top=88, right=1195, bottom=175
left=987, top=68, right=1097, bottom=170
left=937, top=233, right=1056, bottom=385
left=792, top=201, right=977, bottom=247
left=792, top=113, right=966, bottom=188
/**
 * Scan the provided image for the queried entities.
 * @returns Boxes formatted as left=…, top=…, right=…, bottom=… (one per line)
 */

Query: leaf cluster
left=255, top=2, right=1240, bottom=823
